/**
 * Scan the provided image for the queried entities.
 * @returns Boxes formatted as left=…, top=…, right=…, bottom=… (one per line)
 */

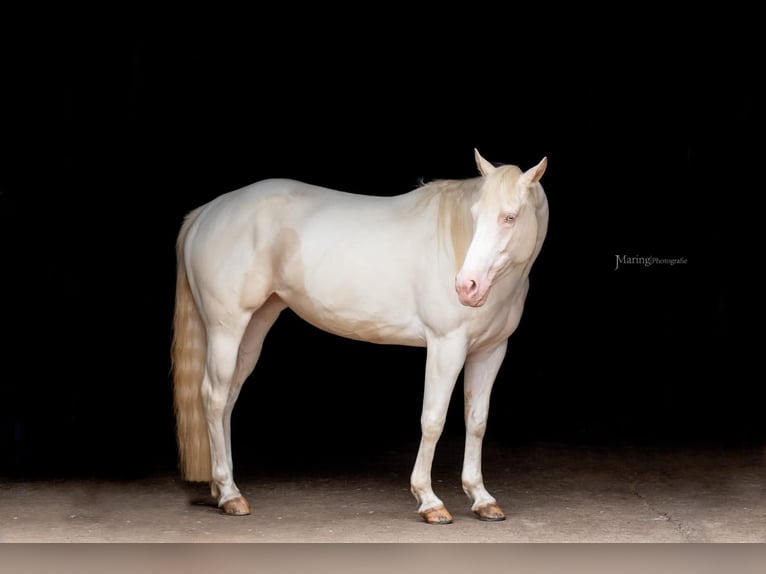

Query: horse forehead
left=479, top=165, right=525, bottom=208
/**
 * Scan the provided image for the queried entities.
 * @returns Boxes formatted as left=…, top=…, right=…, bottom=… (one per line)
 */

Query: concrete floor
left=1, top=439, right=764, bottom=543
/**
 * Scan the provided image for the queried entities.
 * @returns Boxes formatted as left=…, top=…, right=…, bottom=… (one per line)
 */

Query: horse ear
left=474, top=148, right=496, bottom=176
left=520, top=157, right=548, bottom=186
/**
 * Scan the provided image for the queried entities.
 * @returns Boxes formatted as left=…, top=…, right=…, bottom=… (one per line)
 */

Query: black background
left=1, top=11, right=762, bottom=479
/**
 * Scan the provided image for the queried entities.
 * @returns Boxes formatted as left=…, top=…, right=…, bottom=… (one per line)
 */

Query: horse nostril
left=456, top=278, right=478, bottom=297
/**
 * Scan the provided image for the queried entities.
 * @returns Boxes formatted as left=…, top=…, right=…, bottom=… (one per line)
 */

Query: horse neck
left=412, top=177, right=481, bottom=273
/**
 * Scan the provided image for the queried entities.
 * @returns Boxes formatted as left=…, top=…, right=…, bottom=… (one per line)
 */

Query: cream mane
left=413, top=177, right=481, bottom=272
left=414, top=164, right=524, bottom=272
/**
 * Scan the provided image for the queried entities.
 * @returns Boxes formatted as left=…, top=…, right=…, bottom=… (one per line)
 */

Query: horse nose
left=455, top=276, right=478, bottom=300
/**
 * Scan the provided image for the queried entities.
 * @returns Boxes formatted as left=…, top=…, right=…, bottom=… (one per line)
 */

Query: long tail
left=171, top=206, right=212, bottom=482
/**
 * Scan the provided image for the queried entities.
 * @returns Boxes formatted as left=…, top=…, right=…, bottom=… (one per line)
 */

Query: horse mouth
left=458, top=287, right=490, bottom=308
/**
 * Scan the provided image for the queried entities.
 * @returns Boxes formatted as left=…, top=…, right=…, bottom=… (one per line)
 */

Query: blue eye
left=504, top=214, right=515, bottom=223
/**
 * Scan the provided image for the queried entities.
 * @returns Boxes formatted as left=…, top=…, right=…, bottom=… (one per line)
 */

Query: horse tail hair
left=171, top=206, right=212, bottom=482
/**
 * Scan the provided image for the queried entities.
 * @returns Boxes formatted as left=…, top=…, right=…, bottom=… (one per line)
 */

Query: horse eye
left=504, top=214, right=515, bottom=223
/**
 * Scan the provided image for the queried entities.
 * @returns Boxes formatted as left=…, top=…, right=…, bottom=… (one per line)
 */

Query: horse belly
left=275, top=236, right=427, bottom=346
left=282, top=290, right=426, bottom=347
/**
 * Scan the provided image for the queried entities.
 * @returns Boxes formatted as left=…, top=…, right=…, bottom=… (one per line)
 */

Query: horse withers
left=171, top=149, right=549, bottom=524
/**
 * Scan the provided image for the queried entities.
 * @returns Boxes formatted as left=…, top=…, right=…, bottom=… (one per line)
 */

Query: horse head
left=455, top=149, right=547, bottom=307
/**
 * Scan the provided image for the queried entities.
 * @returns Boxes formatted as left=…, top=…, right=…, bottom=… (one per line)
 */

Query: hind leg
left=215, top=295, right=286, bottom=515
left=201, top=319, right=251, bottom=513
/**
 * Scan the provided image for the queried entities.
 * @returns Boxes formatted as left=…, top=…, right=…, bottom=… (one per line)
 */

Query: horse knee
left=467, top=421, right=487, bottom=439
left=465, top=410, right=488, bottom=438
left=421, top=414, right=446, bottom=441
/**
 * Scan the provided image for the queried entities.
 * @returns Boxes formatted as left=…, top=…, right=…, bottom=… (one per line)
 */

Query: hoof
left=473, top=502, right=506, bottom=522
left=221, top=496, right=250, bottom=516
left=420, top=505, right=454, bottom=525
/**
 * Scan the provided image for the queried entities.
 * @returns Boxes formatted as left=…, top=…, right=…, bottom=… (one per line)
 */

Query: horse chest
left=461, top=278, right=528, bottom=351
left=466, top=302, right=522, bottom=351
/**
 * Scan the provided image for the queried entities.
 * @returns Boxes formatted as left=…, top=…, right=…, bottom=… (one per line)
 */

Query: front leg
left=410, top=333, right=467, bottom=524
left=462, top=340, right=507, bottom=521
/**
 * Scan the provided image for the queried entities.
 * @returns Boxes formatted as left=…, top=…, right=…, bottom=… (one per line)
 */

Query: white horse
left=172, top=149, right=548, bottom=524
